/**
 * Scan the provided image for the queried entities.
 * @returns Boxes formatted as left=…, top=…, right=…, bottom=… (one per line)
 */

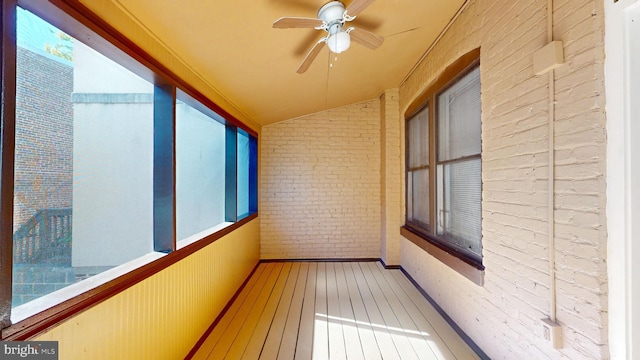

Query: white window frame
left=605, top=0, right=640, bottom=358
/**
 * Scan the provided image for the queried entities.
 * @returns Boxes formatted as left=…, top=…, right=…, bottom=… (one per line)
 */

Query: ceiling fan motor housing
left=318, top=1, right=347, bottom=29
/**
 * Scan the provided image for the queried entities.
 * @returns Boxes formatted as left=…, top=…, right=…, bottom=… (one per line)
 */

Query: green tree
left=45, top=31, right=73, bottom=61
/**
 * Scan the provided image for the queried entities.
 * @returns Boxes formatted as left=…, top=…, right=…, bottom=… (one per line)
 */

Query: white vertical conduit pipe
left=547, top=0, right=557, bottom=323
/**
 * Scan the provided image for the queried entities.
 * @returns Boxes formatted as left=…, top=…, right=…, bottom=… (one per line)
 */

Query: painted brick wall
left=380, top=89, right=403, bottom=266
left=260, top=100, right=381, bottom=259
left=399, top=0, right=608, bottom=359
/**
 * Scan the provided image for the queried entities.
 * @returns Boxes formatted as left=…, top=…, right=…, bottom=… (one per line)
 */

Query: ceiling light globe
left=327, top=31, right=351, bottom=54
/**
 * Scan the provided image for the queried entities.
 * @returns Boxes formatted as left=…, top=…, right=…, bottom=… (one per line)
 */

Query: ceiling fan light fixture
left=327, top=30, right=350, bottom=54
left=273, top=0, right=383, bottom=73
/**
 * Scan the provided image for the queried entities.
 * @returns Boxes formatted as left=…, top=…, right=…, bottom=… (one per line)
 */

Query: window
left=402, top=50, right=482, bottom=281
left=436, top=67, right=482, bottom=258
left=1, top=0, right=258, bottom=338
left=407, top=106, right=430, bottom=230
left=12, top=8, right=156, bottom=308
left=176, top=93, right=226, bottom=241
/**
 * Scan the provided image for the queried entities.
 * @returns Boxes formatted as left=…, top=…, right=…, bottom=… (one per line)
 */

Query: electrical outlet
left=541, top=318, right=563, bottom=349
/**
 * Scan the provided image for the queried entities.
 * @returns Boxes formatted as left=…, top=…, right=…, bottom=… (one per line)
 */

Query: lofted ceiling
left=93, top=0, right=467, bottom=125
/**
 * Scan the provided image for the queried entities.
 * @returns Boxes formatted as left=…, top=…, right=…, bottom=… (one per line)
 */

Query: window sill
left=400, top=226, right=484, bottom=286
left=177, top=222, right=234, bottom=249
left=2, top=213, right=258, bottom=340
left=10, top=251, right=167, bottom=325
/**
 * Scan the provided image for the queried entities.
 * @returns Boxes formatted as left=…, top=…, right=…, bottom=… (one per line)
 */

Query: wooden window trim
left=0, top=0, right=18, bottom=330
left=1, top=213, right=257, bottom=340
left=405, top=48, right=481, bottom=118
left=1, top=0, right=260, bottom=339
left=403, top=48, right=484, bottom=284
left=401, top=226, right=484, bottom=286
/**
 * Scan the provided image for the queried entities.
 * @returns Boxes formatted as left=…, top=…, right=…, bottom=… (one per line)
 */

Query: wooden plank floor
left=193, top=261, right=481, bottom=360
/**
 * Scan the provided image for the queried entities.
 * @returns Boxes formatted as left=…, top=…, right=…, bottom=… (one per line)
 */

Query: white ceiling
left=93, top=0, right=467, bottom=125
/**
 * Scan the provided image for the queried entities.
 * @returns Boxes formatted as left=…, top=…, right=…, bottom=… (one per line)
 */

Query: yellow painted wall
left=34, top=219, right=260, bottom=359
left=75, top=0, right=260, bottom=133
left=27, top=4, right=262, bottom=357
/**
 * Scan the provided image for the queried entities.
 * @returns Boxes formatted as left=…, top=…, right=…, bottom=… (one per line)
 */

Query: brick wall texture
left=399, top=0, right=608, bottom=359
left=14, top=48, right=73, bottom=232
left=260, top=100, right=381, bottom=259
left=260, top=0, right=607, bottom=357
left=3, top=0, right=611, bottom=356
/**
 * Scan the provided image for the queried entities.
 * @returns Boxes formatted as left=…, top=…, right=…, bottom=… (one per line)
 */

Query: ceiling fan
left=273, top=0, right=384, bottom=73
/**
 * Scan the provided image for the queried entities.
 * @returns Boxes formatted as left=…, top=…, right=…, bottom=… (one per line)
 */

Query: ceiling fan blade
left=346, top=0, right=377, bottom=17
left=297, top=39, right=326, bottom=74
left=349, top=27, right=384, bottom=49
left=349, top=15, right=382, bottom=31
left=273, top=17, right=324, bottom=29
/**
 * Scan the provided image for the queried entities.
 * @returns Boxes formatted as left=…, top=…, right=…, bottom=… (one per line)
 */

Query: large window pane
left=13, top=8, right=154, bottom=308
left=176, top=97, right=226, bottom=240
left=408, top=106, right=429, bottom=168
left=436, top=64, right=482, bottom=259
left=407, top=105, right=429, bottom=230
left=438, top=67, right=481, bottom=162
left=408, top=169, right=429, bottom=228
left=437, top=159, right=482, bottom=256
